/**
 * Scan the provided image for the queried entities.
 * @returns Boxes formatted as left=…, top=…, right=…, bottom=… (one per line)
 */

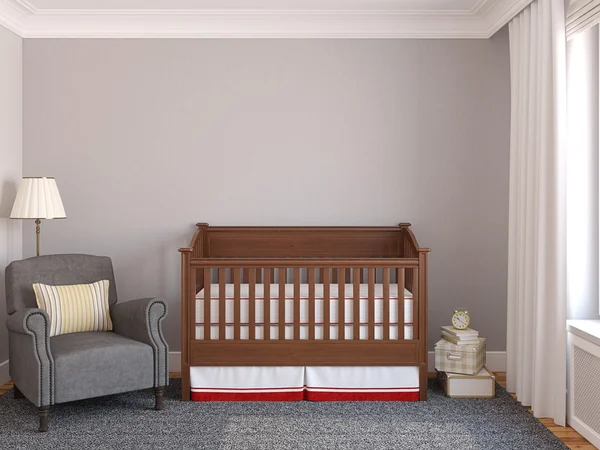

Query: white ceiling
left=0, top=0, right=533, bottom=38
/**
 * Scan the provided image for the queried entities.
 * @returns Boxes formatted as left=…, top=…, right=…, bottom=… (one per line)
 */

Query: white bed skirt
left=190, top=366, right=420, bottom=402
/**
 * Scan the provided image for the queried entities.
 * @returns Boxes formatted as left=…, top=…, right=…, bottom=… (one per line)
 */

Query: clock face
left=452, top=311, right=470, bottom=330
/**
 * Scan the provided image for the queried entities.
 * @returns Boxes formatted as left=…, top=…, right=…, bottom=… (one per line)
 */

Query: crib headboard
left=182, top=223, right=424, bottom=259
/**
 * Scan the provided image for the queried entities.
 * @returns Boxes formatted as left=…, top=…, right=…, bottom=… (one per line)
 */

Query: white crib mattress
left=195, top=283, right=414, bottom=340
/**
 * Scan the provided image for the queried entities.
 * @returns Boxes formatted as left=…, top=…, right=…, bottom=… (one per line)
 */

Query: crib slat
left=294, top=268, right=301, bottom=340
left=338, top=268, right=345, bottom=340
left=270, top=268, right=275, bottom=282
left=233, top=268, right=241, bottom=340
left=204, top=270, right=211, bottom=341
left=264, top=269, right=271, bottom=340
left=398, top=268, right=405, bottom=340
left=249, top=268, right=256, bottom=341
left=218, top=268, right=226, bottom=340
left=360, top=269, right=365, bottom=283
left=308, top=268, right=316, bottom=340
left=323, top=269, right=330, bottom=340
left=353, top=268, right=360, bottom=340
left=412, top=268, right=419, bottom=341
left=383, top=268, right=390, bottom=341
left=368, top=268, right=375, bottom=340
left=279, top=267, right=286, bottom=340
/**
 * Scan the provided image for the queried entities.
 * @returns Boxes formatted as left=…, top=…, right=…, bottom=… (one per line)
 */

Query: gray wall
left=567, top=24, right=600, bottom=320
left=0, top=25, right=22, bottom=365
left=23, top=30, right=511, bottom=351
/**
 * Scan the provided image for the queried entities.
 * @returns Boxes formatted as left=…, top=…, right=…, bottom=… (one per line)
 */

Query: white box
left=437, top=365, right=496, bottom=398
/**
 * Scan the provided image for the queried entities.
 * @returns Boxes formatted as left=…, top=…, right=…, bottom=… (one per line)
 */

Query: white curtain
left=507, top=0, right=568, bottom=425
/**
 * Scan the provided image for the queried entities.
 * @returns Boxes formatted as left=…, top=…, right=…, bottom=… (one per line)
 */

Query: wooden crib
left=179, top=223, right=430, bottom=401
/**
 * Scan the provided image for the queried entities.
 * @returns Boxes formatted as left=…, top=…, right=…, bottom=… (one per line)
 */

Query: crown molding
left=0, top=0, right=534, bottom=38
left=483, top=0, right=533, bottom=36
left=0, top=1, right=27, bottom=35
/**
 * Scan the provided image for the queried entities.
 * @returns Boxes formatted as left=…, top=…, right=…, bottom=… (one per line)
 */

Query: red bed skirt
left=191, top=388, right=419, bottom=402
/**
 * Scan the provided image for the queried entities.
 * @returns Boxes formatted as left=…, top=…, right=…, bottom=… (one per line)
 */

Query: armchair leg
left=38, top=406, right=49, bottom=432
left=154, top=386, right=165, bottom=410
left=13, top=385, right=24, bottom=399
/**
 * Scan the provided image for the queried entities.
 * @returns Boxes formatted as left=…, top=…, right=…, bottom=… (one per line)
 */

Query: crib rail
left=190, top=258, right=419, bottom=268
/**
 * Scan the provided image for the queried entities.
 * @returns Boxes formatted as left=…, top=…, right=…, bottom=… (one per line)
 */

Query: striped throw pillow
left=33, top=280, right=113, bottom=337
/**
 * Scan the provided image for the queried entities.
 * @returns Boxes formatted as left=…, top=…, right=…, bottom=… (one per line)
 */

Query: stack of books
left=435, top=326, right=493, bottom=398
left=440, top=325, right=480, bottom=345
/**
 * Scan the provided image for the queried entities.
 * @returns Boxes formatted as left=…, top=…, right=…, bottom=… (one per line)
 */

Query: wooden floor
left=0, top=372, right=594, bottom=449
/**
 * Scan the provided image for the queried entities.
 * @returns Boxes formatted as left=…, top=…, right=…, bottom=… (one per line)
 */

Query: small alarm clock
left=451, top=308, right=470, bottom=330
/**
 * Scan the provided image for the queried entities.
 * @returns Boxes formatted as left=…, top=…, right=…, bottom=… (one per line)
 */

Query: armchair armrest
left=7, top=307, right=49, bottom=335
left=6, top=308, right=54, bottom=406
left=111, top=298, right=169, bottom=387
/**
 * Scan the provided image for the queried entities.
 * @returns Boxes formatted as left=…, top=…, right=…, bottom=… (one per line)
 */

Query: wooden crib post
left=418, top=249, right=430, bottom=401
left=179, top=222, right=209, bottom=401
left=179, top=249, right=192, bottom=401
left=412, top=268, right=419, bottom=344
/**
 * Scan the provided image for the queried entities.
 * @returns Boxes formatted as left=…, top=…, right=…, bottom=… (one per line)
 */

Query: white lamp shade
left=10, top=177, right=66, bottom=219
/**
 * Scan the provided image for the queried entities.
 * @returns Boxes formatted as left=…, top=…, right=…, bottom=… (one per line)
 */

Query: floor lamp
left=10, top=177, right=67, bottom=257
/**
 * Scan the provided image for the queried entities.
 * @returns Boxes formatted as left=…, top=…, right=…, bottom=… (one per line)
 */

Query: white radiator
left=567, top=320, right=600, bottom=449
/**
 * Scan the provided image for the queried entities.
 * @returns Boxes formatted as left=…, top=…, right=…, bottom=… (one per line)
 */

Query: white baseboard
left=0, top=360, right=9, bottom=386
left=169, top=351, right=507, bottom=373
left=427, top=351, right=506, bottom=373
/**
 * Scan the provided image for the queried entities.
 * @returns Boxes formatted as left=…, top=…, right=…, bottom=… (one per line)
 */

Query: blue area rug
left=0, top=379, right=567, bottom=449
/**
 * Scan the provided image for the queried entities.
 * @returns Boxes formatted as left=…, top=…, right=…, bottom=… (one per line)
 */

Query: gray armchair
left=5, top=254, right=169, bottom=432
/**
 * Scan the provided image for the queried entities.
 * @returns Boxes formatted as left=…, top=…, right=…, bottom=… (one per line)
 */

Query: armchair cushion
left=6, top=308, right=54, bottom=407
left=51, top=332, right=154, bottom=403
left=111, top=298, right=169, bottom=387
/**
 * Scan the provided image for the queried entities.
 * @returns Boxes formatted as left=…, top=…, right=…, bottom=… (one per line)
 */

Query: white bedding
left=195, top=283, right=414, bottom=340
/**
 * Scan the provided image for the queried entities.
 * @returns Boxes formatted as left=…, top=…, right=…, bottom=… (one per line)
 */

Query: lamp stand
left=35, top=219, right=41, bottom=257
